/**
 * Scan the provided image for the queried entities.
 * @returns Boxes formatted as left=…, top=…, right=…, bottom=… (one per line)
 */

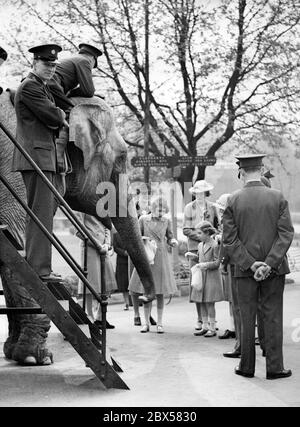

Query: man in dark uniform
left=222, top=154, right=294, bottom=379
left=0, top=46, right=8, bottom=95
left=48, top=43, right=103, bottom=112
left=12, top=44, right=66, bottom=281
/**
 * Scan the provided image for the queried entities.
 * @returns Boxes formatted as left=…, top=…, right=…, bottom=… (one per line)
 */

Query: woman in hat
left=183, top=180, right=220, bottom=331
left=129, top=196, right=178, bottom=333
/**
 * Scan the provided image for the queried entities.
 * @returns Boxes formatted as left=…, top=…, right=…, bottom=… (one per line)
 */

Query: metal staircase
left=0, top=121, right=129, bottom=390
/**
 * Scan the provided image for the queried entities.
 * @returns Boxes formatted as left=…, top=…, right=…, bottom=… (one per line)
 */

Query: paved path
left=0, top=272, right=299, bottom=407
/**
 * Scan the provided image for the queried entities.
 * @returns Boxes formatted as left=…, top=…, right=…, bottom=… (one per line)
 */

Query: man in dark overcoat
left=12, top=44, right=66, bottom=281
left=222, top=154, right=294, bottom=380
left=48, top=43, right=103, bottom=112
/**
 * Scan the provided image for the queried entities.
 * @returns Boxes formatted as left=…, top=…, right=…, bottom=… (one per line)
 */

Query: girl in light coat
left=192, top=221, right=224, bottom=337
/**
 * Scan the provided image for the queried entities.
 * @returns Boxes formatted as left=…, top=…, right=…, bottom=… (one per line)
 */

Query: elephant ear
left=69, top=102, right=108, bottom=170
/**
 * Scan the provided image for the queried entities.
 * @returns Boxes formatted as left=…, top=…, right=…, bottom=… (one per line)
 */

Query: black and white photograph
left=0, top=0, right=300, bottom=410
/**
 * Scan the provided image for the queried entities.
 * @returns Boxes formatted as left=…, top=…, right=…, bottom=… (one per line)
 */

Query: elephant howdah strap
left=55, top=125, right=73, bottom=175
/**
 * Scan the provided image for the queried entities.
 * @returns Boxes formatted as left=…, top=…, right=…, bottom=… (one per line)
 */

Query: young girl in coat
left=192, top=221, right=224, bottom=337
left=129, top=196, right=178, bottom=333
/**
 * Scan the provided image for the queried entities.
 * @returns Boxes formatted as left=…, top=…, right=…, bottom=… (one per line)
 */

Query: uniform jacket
left=12, top=73, right=65, bottom=172
left=222, top=181, right=294, bottom=277
left=183, top=199, right=219, bottom=250
left=54, top=54, right=95, bottom=97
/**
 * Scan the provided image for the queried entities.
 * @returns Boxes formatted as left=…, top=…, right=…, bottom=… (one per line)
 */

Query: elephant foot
left=3, top=334, right=19, bottom=360
left=11, top=325, right=53, bottom=366
left=20, top=353, right=53, bottom=366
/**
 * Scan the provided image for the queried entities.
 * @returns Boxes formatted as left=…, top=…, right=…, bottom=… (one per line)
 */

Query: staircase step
left=0, top=307, right=43, bottom=314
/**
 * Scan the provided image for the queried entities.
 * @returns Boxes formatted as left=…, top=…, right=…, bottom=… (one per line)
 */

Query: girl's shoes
left=149, top=316, right=157, bottom=326
left=195, top=321, right=203, bottom=330
left=194, top=328, right=208, bottom=336
left=204, top=330, right=217, bottom=337
left=157, top=325, right=164, bottom=334
left=134, top=316, right=141, bottom=326
left=140, top=325, right=150, bottom=333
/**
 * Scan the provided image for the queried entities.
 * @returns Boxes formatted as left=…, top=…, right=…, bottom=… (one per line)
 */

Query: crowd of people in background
left=77, top=154, right=294, bottom=380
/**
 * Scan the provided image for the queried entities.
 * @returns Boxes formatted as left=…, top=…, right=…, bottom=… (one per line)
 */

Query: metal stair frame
left=0, top=230, right=129, bottom=389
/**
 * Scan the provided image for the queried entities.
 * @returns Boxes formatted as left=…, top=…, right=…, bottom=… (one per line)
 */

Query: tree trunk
left=196, top=165, right=206, bottom=180
left=176, top=165, right=194, bottom=193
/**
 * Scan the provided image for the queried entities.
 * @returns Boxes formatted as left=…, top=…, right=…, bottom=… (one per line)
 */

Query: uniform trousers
left=230, top=265, right=241, bottom=353
left=237, top=274, right=285, bottom=374
left=22, top=171, right=58, bottom=276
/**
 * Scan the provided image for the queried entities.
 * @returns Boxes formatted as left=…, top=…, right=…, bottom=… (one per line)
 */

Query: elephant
left=0, top=90, right=155, bottom=365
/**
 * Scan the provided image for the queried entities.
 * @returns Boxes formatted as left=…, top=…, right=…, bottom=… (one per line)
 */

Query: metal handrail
left=0, top=172, right=102, bottom=303
left=0, top=120, right=107, bottom=304
left=0, top=121, right=107, bottom=255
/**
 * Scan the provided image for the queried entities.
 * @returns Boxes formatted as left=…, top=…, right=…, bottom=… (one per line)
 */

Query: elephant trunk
left=111, top=215, right=155, bottom=296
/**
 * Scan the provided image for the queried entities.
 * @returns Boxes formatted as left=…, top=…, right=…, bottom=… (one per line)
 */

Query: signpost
left=131, top=155, right=216, bottom=168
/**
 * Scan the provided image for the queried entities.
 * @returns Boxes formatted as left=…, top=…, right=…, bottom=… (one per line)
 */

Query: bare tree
left=8, top=0, right=300, bottom=186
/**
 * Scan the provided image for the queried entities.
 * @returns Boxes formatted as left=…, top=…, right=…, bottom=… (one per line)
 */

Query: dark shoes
left=223, top=350, right=241, bottom=358
left=234, top=367, right=254, bottom=378
left=219, top=329, right=236, bottom=339
left=94, top=320, right=115, bottom=329
left=134, top=316, right=156, bottom=326
left=40, top=273, right=62, bottom=282
left=194, top=329, right=208, bottom=336
left=266, top=369, right=292, bottom=380
left=134, top=316, right=141, bottom=326
left=150, top=316, right=157, bottom=326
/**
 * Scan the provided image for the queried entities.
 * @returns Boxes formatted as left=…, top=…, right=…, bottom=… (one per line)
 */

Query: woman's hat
left=215, top=193, right=231, bottom=210
left=263, top=170, right=274, bottom=179
left=189, top=180, right=214, bottom=194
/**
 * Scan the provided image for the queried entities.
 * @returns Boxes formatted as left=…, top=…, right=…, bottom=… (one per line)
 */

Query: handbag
left=190, top=264, right=203, bottom=292
left=143, top=237, right=157, bottom=265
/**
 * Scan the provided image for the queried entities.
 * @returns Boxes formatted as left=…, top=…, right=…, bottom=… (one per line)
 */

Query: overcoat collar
left=244, top=181, right=264, bottom=188
left=28, top=71, right=47, bottom=85
left=146, top=214, right=168, bottom=222
left=202, top=239, right=214, bottom=254
left=192, top=199, right=209, bottom=209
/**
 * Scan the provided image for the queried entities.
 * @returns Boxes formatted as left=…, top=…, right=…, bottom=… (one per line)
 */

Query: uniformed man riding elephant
left=0, top=43, right=155, bottom=366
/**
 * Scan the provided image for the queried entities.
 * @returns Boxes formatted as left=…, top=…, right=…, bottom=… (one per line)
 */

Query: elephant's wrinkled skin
left=0, top=92, right=155, bottom=364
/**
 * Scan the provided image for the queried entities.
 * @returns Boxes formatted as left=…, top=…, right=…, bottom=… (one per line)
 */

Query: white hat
left=215, top=193, right=231, bottom=210
left=189, top=180, right=214, bottom=194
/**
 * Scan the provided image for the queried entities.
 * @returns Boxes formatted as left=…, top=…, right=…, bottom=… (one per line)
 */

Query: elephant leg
left=0, top=265, right=53, bottom=365
left=0, top=266, right=21, bottom=359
